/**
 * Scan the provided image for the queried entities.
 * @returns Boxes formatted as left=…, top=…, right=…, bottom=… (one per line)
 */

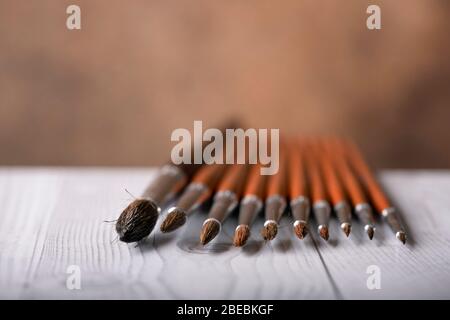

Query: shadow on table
left=176, top=238, right=232, bottom=254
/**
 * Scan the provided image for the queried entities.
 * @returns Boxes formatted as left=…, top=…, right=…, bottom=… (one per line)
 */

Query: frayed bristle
left=294, top=221, right=308, bottom=239
left=116, top=199, right=159, bottom=243
left=233, top=225, right=250, bottom=247
left=200, top=220, right=221, bottom=245
left=160, top=208, right=186, bottom=233
left=261, top=222, right=278, bottom=241
left=318, top=225, right=329, bottom=241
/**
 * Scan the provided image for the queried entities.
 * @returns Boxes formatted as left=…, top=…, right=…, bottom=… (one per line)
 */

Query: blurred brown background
left=1, top=0, right=449, bottom=168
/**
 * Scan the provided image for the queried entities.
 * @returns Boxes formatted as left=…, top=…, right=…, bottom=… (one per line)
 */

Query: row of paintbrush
left=116, top=137, right=407, bottom=247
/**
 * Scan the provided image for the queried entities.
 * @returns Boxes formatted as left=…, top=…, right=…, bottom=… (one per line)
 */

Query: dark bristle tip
left=261, top=223, right=278, bottom=241
left=397, top=232, right=407, bottom=245
left=367, top=227, right=374, bottom=240
left=319, top=226, right=329, bottom=241
left=200, top=220, right=221, bottom=245
left=160, top=209, right=187, bottom=233
left=294, top=222, right=308, bottom=240
left=115, top=199, right=159, bottom=243
left=233, top=225, right=250, bottom=247
left=341, top=223, right=351, bottom=237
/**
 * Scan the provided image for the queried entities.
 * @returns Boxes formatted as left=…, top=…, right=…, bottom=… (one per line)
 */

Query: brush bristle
left=366, top=225, right=375, bottom=240
left=341, top=223, right=351, bottom=237
left=160, top=208, right=187, bottom=233
left=200, top=220, right=221, bottom=245
left=261, top=222, right=278, bottom=241
left=294, top=221, right=308, bottom=239
left=396, top=231, right=406, bottom=244
left=318, top=225, right=329, bottom=241
left=116, top=199, right=159, bottom=243
left=233, top=225, right=250, bottom=247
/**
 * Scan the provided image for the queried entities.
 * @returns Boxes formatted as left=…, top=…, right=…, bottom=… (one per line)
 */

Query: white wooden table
left=0, top=167, right=449, bottom=299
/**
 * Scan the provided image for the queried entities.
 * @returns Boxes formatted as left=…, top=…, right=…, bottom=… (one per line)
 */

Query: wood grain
left=0, top=168, right=449, bottom=299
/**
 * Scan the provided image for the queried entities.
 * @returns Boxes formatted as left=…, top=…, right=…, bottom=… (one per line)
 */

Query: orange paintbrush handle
left=244, top=164, right=267, bottom=199
left=329, top=140, right=367, bottom=205
left=217, top=164, right=248, bottom=196
left=288, top=139, right=307, bottom=199
left=306, top=143, right=327, bottom=203
left=266, top=147, right=287, bottom=197
left=192, top=164, right=227, bottom=190
left=319, top=142, right=345, bottom=206
left=344, top=140, right=390, bottom=212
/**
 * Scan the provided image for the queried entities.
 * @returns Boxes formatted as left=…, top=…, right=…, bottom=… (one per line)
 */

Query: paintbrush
left=260, top=146, right=287, bottom=241
left=233, top=163, right=267, bottom=247
left=288, top=139, right=310, bottom=239
left=115, top=121, right=238, bottom=243
left=160, top=164, right=227, bottom=233
left=329, top=139, right=376, bottom=239
left=306, top=141, right=331, bottom=241
left=319, top=140, right=352, bottom=237
left=116, top=163, right=191, bottom=243
left=344, top=140, right=406, bottom=244
left=200, top=164, right=249, bottom=245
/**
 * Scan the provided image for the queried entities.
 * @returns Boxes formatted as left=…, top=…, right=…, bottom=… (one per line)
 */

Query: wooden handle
left=243, top=164, right=267, bottom=199
left=192, top=164, right=227, bottom=190
left=288, top=139, right=307, bottom=199
left=319, top=141, right=345, bottom=206
left=329, top=139, right=367, bottom=206
left=266, top=146, right=287, bottom=197
left=344, top=140, right=390, bottom=212
left=305, top=141, right=327, bottom=203
left=217, top=164, right=249, bottom=196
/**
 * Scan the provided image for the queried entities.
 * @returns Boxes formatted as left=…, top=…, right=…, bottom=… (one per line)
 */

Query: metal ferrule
left=290, top=196, right=310, bottom=223
left=213, top=190, right=239, bottom=214
left=265, top=194, right=287, bottom=221
left=241, top=195, right=263, bottom=213
left=239, top=195, right=263, bottom=223
left=355, top=203, right=375, bottom=227
left=160, top=164, right=185, bottom=177
left=334, top=201, right=352, bottom=224
left=313, top=200, right=331, bottom=226
left=381, top=207, right=395, bottom=217
left=208, top=190, right=238, bottom=223
left=382, top=207, right=404, bottom=233
left=177, top=183, right=209, bottom=212
left=145, top=164, right=187, bottom=204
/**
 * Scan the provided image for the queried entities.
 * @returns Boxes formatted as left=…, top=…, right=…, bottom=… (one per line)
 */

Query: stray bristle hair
left=233, top=225, right=250, bottom=247
left=200, top=220, right=221, bottom=245
left=294, top=221, right=308, bottom=239
left=160, top=208, right=187, bottom=233
left=116, top=199, right=159, bottom=243
left=261, top=222, right=278, bottom=241
left=318, top=225, right=329, bottom=241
